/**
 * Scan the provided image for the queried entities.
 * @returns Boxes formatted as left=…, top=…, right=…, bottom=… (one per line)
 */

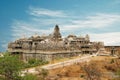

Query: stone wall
left=22, top=51, right=81, bottom=62
left=105, top=46, right=120, bottom=55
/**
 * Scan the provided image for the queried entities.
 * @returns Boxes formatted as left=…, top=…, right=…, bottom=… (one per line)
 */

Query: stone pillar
left=111, top=47, right=116, bottom=56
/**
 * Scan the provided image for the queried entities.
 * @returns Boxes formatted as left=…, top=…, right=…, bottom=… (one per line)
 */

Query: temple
left=8, top=25, right=105, bottom=61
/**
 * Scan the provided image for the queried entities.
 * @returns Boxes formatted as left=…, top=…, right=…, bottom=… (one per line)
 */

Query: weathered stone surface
left=8, top=25, right=104, bottom=61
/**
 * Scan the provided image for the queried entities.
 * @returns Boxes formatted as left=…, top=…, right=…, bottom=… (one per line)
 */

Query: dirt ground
left=48, top=56, right=119, bottom=80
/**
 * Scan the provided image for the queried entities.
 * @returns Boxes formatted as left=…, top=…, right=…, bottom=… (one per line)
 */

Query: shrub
left=22, top=74, right=38, bottom=80
left=110, top=59, right=115, bottom=64
left=24, top=59, right=49, bottom=68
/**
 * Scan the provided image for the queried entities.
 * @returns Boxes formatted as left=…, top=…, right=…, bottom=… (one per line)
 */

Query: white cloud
left=90, top=32, right=120, bottom=46
left=31, top=18, right=69, bottom=26
left=11, top=7, right=120, bottom=46
left=11, top=20, right=52, bottom=40
left=29, top=7, right=68, bottom=17
left=61, top=13, right=120, bottom=31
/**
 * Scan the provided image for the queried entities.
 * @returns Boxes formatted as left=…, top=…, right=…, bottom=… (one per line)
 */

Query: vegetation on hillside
left=0, top=52, right=120, bottom=80
left=24, top=58, right=49, bottom=68
left=0, top=52, right=49, bottom=80
left=82, top=62, right=102, bottom=80
left=0, top=53, right=23, bottom=80
left=48, top=56, right=120, bottom=80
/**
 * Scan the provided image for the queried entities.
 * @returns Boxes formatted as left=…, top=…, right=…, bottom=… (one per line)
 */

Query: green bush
left=28, top=58, right=36, bottom=65
left=80, top=74, right=84, bottom=78
left=110, top=59, right=115, bottom=64
left=0, top=52, right=24, bottom=80
left=24, top=59, right=49, bottom=68
left=22, top=74, right=38, bottom=80
left=116, top=69, right=120, bottom=78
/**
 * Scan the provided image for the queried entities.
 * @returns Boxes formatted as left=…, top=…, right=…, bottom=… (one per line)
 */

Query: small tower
left=85, top=34, right=89, bottom=40
left=52, top=25, right=62, bottom=41
left=85, top=34, right=90, bottom=41
left=111, top=47, right=116, bottom=56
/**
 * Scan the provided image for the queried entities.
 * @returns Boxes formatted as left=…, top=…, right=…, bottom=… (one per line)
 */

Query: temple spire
left=52, top=25, right=62, bottom=41
left=85, top=34, right=89, bottom=40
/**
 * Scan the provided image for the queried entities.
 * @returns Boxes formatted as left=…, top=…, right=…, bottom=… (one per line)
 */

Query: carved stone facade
left=8, top=25, right=104, bottom=61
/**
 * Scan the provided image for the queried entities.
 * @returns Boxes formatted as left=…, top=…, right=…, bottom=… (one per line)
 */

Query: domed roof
left=67, top=34, right=76, bottom=38
left=33, top=33, right=40, bottom=38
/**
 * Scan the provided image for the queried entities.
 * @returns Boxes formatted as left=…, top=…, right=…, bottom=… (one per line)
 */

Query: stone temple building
left=8, top=25, right=104, bottom=61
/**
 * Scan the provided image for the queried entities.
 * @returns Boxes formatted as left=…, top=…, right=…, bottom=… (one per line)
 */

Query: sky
left=0, top=0, right=120, bottom=52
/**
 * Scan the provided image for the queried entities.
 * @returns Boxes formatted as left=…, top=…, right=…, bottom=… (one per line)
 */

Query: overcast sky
left=0, top=0, right=120, bottom=51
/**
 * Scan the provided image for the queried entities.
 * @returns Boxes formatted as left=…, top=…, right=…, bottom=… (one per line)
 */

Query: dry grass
left=47, top=56, right=119, bottom=80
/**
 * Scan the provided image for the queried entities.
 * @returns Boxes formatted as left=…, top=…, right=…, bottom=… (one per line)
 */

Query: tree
left=0, top=52, right=49, bottom=80
left=114, top=59, right=120, bottom=69
left=117, top=52, right=120, bottom=59
left=82, top=62, right=102, bottom=80
left=114, top=59, right=120, bottom=80
left=0, top=53, right=23, bottom=80
left=35, top=68, right=48, bottom=80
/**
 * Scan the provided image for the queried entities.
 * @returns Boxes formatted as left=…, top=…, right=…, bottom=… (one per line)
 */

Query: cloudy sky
left=0, top=0, right=120, bottom=51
